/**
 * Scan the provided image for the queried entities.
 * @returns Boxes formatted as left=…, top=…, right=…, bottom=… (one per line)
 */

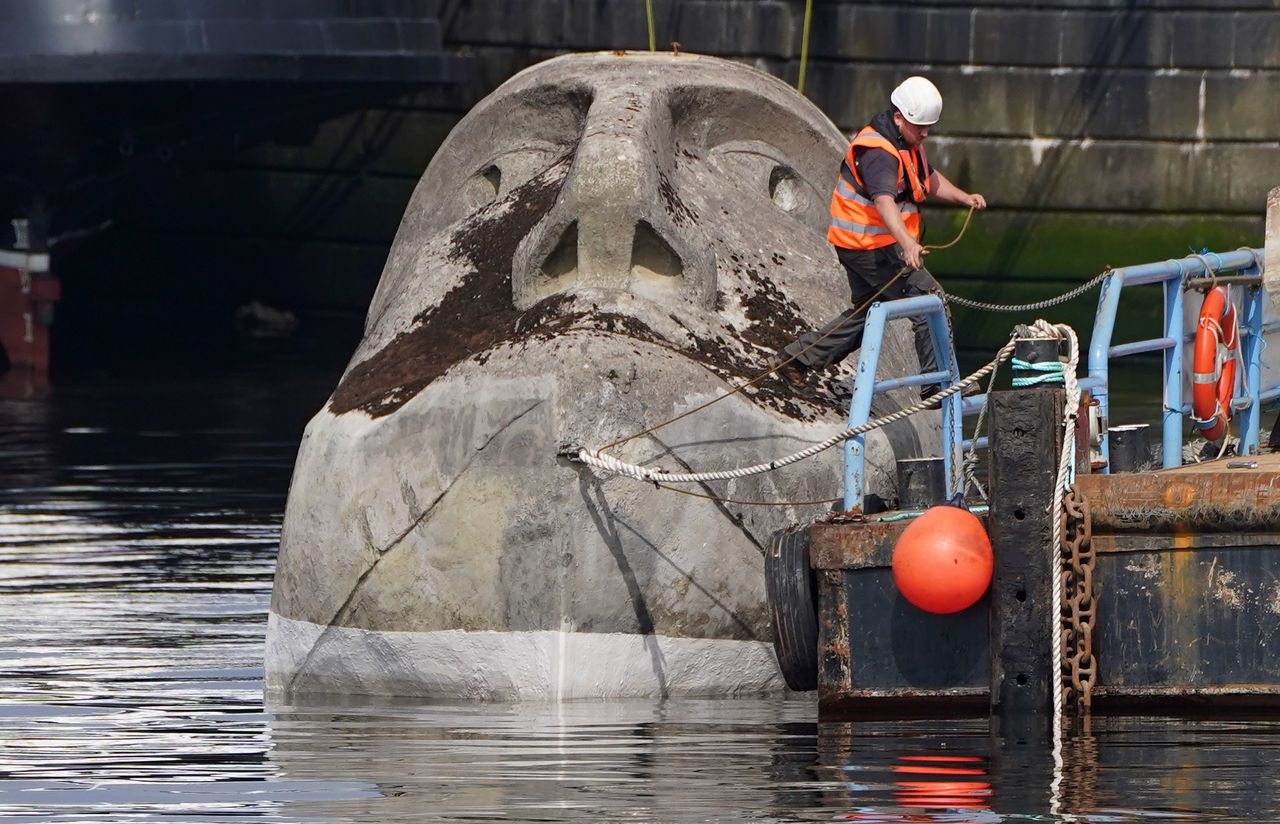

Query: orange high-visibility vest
left=827, top=125, right=930, bottom=250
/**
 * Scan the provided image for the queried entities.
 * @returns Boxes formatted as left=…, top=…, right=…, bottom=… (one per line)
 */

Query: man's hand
left=965, top=193, right=987, bottom=210
left=902, top=239, right=928, bottom=271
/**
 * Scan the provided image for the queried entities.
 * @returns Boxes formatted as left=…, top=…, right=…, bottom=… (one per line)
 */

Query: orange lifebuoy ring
left=1191, top=287, right=1237, bottom=442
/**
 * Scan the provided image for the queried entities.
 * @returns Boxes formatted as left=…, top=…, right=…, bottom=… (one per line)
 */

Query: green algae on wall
left=925, top=207, right=1262, bottom=353
left=926, top=207, right=1262, bottom=280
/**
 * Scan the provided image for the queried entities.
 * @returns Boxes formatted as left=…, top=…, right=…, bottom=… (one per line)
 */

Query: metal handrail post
left=843, top=302, right=890, bottom=513
left=924, top=306, right=961, bottom=499
left=842, top=294, right=949, bottom=512
left=1241, top=277, right=1265, bottom=455
left=1087, top=273, right=1123, bottom=472
left=1162, top=272, right=1186, bottom=468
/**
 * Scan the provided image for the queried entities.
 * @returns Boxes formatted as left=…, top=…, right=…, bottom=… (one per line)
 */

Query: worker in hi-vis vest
left=777, top=76, right=986, bottom=398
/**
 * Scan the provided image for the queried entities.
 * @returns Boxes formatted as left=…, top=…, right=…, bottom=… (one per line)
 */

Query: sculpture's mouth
left=327, top=266, right=842, bottom=421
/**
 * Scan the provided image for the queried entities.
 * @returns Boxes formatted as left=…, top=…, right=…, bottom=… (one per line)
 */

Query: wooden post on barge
left=988, top=338, right=1064, bottom=717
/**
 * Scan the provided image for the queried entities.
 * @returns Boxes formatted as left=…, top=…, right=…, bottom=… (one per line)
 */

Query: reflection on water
left=1, top=342, right=1277, bottom=821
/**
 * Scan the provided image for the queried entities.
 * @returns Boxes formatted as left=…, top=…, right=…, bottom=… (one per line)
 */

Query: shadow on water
left=2, top=325, right=1279, bottom=821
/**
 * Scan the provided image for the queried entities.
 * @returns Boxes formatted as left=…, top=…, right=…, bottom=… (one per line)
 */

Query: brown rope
left=599, top=204, right=978, bottom=455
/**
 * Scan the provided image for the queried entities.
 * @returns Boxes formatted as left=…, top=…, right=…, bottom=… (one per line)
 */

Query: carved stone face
left=268, top=53, right=931, bottom=700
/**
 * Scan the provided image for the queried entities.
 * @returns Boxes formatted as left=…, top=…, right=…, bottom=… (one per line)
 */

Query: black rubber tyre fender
left=764, top=527, right=819, bottom=691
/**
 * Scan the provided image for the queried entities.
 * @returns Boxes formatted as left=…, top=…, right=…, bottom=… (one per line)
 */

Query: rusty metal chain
left=1061, top=485, right=1097, bottom=711
left=1060, top=719, right=1099, bottom=813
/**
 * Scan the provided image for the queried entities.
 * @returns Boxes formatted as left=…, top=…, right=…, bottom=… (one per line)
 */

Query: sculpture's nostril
left=536, top=220, right=578, bottom=295
left=630, top=221, right=683, bottom=282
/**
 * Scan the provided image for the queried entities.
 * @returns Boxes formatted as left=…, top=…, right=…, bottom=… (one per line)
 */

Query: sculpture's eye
left=461, top=144, right=562, bottom=212
left=709, top=140, right=820, bottom=220
left=460, top=164, right=502, bottom=211
left=768, top=165, right=805, bottom=213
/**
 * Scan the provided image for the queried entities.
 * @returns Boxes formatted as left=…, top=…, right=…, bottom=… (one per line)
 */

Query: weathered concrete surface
left=924, top=137, right=1279, bottom=214
left=267, top=616, right=786, bottom=699
left=266, top=52, right=935, bottom=700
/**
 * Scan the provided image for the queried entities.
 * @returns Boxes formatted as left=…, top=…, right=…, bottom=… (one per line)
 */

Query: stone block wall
left=439, top=0, right=1279, bottom=345
left=130, top=3, right=1272, bottom=349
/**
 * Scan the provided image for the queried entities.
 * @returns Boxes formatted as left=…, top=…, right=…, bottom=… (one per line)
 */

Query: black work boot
left=773, top=358, right=807, bottom=390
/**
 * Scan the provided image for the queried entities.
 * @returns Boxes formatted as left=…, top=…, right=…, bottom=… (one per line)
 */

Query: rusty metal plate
left=1095, top=546, right=1280, bottom=691
left=818, top=686, right=989, bottom=719
left=1093, top=533, right=1280, bottom=553
left=809, top=515, right=990, bottom=571
left=809, top=522, right=905, bottom=570
left=1076, top=471, right=1280, bottom=532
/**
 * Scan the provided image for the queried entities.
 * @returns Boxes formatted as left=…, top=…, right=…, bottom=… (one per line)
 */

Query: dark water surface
left=1, top=335, right=1273, bottom=822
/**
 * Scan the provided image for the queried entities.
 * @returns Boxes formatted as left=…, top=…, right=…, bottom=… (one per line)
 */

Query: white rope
left=578, top=338, right=1018, bottom=485
left=1033, top=318, right=1080, bottom=820
left=960, top=358, right=1003, bottom=502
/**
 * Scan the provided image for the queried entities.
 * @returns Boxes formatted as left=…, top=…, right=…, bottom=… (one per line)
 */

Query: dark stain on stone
left=658, top=169, right=697, bottom=227
left=330, top=157, right=574, bottom=418
left=328, top=152, right=839, bottom=421
left=448, top=153, right=573, bottom=273
left=740, top=265, right=812, bottom=352
left=329, top=266, right=518, bottom=418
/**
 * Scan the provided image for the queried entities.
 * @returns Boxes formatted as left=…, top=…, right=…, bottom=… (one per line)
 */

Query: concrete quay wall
left=114, top=2, right=1276, bottom=351
left=436, top=0, right=1278, bottom=344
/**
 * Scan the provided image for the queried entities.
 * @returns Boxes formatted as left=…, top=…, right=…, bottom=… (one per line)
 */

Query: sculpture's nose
left=513, top=86, right=714, bottom=309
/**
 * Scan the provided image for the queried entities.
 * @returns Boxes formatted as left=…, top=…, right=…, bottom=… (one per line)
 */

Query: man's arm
left=928, top=170, right=987, bottom=210
left=873, top=194, right=927, bottom=270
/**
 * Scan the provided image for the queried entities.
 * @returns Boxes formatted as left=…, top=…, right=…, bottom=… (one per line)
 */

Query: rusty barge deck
left=807, top=407, right=1280, bottom=718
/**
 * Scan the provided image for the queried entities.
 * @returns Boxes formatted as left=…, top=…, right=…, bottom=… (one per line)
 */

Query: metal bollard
left=897, top=457, right=946, bottom=510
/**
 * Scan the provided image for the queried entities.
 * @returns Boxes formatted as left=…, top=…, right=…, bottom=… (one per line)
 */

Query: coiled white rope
left=577, top=338, right=1018, bottom=485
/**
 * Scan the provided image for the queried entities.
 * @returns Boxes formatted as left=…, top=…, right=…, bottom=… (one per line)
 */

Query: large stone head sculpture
left=267, top=52, right=933, bottom=700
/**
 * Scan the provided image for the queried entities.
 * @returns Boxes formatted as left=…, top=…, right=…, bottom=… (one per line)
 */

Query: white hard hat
left=890, top=76, right=942, bottom=126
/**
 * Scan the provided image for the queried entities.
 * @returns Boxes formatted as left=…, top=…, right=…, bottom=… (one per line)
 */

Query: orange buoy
left=892, top=505, right=993, bottom=614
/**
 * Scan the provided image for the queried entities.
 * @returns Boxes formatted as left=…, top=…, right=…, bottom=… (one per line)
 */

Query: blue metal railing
left=843, top=294, right=961, bottom=512
left=841, top=247, right=1275, bottom=511
left=1081, top=248, right=1269, bottom=470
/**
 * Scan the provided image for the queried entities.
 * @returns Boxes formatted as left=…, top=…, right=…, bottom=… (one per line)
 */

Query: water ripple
left=1, top=365, right=1278, bottom=821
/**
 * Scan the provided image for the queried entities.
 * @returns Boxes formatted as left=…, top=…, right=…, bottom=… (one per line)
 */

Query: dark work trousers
left=781, top=244, right=951, bottom=379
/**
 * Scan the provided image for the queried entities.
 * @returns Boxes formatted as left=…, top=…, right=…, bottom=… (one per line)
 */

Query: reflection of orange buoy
left=892, top=505, right=993, bottom=614
left=893, top=754, right=991, bottom=812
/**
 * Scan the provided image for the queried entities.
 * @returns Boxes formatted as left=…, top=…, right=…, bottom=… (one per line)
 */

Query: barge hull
left=813, top=390, right=1280, bottom=718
